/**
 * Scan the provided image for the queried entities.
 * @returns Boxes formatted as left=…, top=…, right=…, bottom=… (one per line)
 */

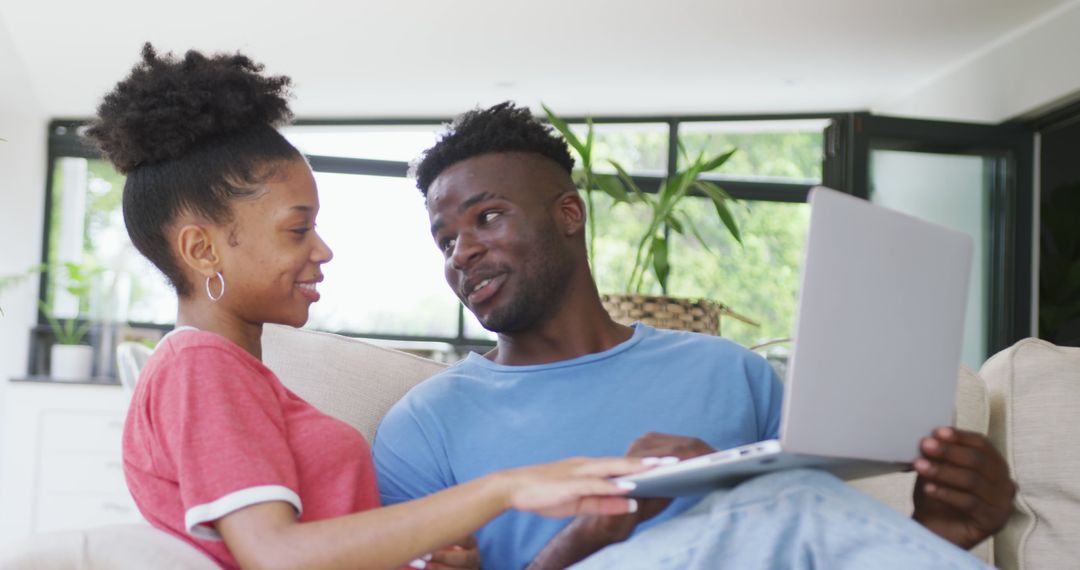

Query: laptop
left=614, top=186, right=974, bottom=497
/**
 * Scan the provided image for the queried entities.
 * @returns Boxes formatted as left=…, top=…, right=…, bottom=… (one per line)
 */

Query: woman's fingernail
left=408, top=559, right=427, bottom=569
left=627, top=498, right=639, bottom=513
left=641, top=456, right=663, bottom=465
left=659, top=456, right=680, bottom=465
left=616, top=480, right=637, bottom=490
left=422, top=554, right=433, bottom=561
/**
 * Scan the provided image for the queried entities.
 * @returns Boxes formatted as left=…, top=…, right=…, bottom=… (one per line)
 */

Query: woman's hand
left=500, top=456, right=656, bottom=518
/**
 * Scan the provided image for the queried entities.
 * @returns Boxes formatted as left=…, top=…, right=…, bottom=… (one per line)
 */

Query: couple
left=97, top=45, right=1014, bottom=569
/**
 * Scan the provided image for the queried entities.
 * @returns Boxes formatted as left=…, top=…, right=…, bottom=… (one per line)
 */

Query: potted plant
left=0, top=264, right=44, bottom=317
left=40, top=261, right=102, bottom=381
left=543, top=105, right=757, bottom=335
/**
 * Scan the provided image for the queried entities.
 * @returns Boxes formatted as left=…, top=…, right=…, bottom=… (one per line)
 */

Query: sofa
left=1, top=326, right=1076, bottom=569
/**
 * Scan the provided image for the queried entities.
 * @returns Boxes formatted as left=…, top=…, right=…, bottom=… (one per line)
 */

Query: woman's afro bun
left=86, top=43, right=293, bottom=174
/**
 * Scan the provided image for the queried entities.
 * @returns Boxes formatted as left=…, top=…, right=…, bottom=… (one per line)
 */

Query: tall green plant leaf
left=595, top=173, right=630, bottom=203
left=700, top=148, right=737, bottom=173
left=674, top=209, right=716, bottom=256
left=696, top=180, right=743, bottom=245
left=651, top=234, right=670, bottom=292
left=541, top=104, right=588, bottom=163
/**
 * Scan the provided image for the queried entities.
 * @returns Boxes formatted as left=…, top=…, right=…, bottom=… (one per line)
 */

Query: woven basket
left=601, top=293, right=725, bottom=336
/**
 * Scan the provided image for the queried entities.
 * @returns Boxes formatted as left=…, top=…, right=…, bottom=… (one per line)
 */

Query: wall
left=876, top=0, right=1080, bottom=123
left=0, top=10, right=48, bottom=478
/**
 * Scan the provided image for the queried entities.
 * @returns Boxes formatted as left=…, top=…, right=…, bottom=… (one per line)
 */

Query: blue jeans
left=571, top=469, right=990, bottom=569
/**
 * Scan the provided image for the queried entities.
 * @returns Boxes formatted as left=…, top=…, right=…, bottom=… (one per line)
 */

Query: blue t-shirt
left=373, top=323, right=783, bottom=569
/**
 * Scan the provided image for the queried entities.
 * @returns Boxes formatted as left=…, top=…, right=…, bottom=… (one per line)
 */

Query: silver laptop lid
left=779, top=187, right=973, bottom=463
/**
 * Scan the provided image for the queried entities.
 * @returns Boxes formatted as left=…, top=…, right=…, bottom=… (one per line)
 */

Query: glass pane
left=306, top=172, right=461, bottom=337
left=463, top=307, right=498, bottom=341
left=679, top=120, right=827, bottom=182
left=870, top=149, right=990, bottom=369
left=590, top=193, right=809, bottom=350
left=47, top=157, right=176, bottom=324
left=567, top=123, right=669, bottom=176
left=282, top=125, right=442, bottom=162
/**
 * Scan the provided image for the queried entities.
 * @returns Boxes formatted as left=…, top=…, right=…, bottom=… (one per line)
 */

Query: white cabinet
left=0, top=381, right=142, bottom=546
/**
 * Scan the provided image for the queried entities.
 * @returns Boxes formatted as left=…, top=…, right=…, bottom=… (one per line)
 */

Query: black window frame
left=41, top=110, right=1037, bottom=378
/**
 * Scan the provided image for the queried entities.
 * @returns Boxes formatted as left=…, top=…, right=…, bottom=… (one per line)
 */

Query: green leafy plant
left=0, top=264, right=44, bottom=317
left=543, top=105, right=742, bottom=294
left=34, top=261, right=103, bottom=345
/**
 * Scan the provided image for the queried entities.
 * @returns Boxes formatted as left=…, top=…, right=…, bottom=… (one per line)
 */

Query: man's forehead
left=428, top=152, right=566, bottom=203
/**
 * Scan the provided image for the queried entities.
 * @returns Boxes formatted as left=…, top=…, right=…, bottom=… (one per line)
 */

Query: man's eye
left=441, top=238, right=457, bottom=254
left=480, top=211, right=501, bottom=224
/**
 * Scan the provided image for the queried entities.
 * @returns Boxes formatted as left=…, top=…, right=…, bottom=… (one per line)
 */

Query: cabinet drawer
left=38, top=451, right=128, bottom=495
left=39, top=411, right=125, bottom=454
left=34, top=492, right=142, bottom=534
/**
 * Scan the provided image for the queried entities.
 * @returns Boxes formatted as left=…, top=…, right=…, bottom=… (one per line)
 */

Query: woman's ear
left=555, top=191, right=587, bottom=237
left=175, top=224, right=221, bottom=278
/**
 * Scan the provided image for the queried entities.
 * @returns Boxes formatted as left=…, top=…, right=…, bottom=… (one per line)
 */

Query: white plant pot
left=51, top=344, right=94, bottom=381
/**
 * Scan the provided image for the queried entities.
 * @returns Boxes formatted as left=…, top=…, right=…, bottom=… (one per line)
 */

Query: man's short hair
left=412, top=101, right=575, bottom=196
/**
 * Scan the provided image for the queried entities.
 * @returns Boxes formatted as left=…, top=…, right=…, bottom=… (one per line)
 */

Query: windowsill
left=11, top=375, right=121, bottom=387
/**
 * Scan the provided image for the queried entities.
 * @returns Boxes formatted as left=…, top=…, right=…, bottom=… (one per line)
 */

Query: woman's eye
left=291, top=228, right=310, bottom=236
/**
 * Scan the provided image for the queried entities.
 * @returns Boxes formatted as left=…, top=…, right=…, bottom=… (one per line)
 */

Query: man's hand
left=528, top=433, right=715, bottom=569
left=416, top=536, right=479, bottom=569
left=911, top=427, right=1017, bottom=549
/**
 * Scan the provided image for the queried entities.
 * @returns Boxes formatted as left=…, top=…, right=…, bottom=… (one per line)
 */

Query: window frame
left=33, top=112, right=843, bottom=378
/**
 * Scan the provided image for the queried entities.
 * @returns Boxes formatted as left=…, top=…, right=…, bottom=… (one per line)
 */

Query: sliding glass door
left=825, top=114, right=1033, bottom=367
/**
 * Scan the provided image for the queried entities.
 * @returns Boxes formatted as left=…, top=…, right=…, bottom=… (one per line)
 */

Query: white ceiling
left=1, top=0, right=1072, bottom=119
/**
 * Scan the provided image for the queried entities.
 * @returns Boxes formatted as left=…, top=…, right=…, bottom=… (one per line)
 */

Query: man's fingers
left=924, top=429, right=1008, bottom=468
left=921, top=437, right=989, bottom=471
left=576, top=495, right=639, bottom=516
left=626, top=432, right=714, bottom=461
left=933, top=427, right=994, bottom=450
left=429, top=544, right=480, bottom=569
left=922, top=481, right=1008, bottom=528
left=915, top=460, right=994, bottom=500
left=455, top=535, right=478, bottom=549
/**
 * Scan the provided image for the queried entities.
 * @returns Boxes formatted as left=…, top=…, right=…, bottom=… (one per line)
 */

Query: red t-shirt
left=123, top=329, right=380, bottom=569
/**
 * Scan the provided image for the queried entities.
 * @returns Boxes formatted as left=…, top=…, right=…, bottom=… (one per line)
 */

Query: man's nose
left=449, top=232, right=484, bottom=270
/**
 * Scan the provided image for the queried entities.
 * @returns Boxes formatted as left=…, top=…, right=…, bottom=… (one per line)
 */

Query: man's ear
left=555, top=191, right=587, bottom=237
left=175, top=224, right=222, bottom=278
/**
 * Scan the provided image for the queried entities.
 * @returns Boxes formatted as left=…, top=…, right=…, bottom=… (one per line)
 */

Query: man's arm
left=911, top=427, right=1017, bottom=549
left=528, top=433, right=715, bottom=570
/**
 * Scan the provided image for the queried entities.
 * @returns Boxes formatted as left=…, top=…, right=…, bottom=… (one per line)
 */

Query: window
left=565, top=117, right=827, bottom=348
left=40, top=115, right=834, bottom=371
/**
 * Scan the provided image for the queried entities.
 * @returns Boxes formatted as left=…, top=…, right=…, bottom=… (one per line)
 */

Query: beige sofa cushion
left=848, top=366, right=992, bottom=562
left=262, top=324, right=447, bottom=442
left=0, top=523, right=218, bottom=570
left=980, top=338, right=1080, bottom=570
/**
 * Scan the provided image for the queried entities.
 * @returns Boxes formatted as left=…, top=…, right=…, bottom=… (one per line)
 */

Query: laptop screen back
left=778, top=187, right=973, bottom=463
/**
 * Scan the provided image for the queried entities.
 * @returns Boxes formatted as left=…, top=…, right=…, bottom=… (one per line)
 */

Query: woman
left=88, top=44, right=652, bottom=570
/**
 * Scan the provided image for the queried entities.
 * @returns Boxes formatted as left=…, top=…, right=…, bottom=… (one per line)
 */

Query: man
left=373, top=102, right=1015, bottom=569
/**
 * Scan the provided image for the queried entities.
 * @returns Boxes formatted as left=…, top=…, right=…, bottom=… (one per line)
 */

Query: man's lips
left=463, top=273, right=507, bottom=306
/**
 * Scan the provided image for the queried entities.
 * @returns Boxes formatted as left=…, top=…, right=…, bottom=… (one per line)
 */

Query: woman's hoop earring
left=206, top=272, right=225, bottom=302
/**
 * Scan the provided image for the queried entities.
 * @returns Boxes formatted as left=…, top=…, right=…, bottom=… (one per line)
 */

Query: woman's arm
left=218, top=457, right=648, bottom=570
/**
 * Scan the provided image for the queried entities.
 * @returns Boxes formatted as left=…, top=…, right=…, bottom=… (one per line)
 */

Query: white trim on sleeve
left=185, top=485, right=302, bottom=540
